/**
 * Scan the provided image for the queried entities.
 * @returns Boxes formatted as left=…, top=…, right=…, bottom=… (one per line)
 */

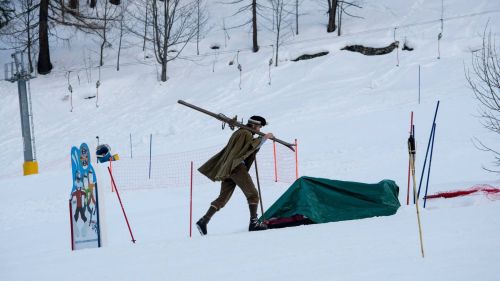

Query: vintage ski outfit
left=196, top=116, right=270, bottom=235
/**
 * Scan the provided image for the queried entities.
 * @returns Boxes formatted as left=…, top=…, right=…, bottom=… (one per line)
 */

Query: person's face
left=254, top=125, right=262, bottom=132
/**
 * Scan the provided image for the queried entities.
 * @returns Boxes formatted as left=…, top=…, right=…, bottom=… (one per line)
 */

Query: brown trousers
left=210, top=164, right=259, bottom=210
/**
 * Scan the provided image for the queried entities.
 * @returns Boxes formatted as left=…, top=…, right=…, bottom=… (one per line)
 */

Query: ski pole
left=254, top=157, right=264, bottom=216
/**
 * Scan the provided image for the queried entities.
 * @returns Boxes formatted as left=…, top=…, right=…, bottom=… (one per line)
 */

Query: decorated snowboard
left=69, top=143, right=102, bottom=250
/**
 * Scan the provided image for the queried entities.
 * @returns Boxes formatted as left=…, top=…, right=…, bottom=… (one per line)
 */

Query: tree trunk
left=37, top=0, right=52, bottom=74
left=337, top=4, right=341, bottom=36
left=69, top=0, right=78, bottom=10
left=327, top=0, right=337, bottom=33
left=27, top=28, right=34, bottom=73
left=143, top=1, right=148, bottom=51
left=26, top=2, right=34, bottom=73
left=161, top=0, right=168, bottom=82
left=100, top=0, right=108, bottom=66
left=252, top=0, right=259, bottom=52
left=161, top=61, right=167, bottom=81
left=117, top=15, right=123, bottom=71
left=196, top=0, right=200, bottom=55
left=275, top=32, right=279, bottom=67
left=295, top=0, right=298, bottom=35
left=90, top=0, right=97, bottom=8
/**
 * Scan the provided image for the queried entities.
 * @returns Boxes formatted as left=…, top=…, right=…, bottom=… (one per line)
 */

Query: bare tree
left=466, top=30, right=500, bottom=172
left=267, top=0, right=293, bottom=67
left=123, top=0, right=150, bottom=52
left=150, top=0, right=199, bottom=82
left=117, top=11, right=124, bottom=70
left=0, top=0, right=15, bottom=29
left=323, top=0, right=361, bottom=34
left=195, top=0, right=208, bottom=55
left=0, top=0, right=39, bottom=73
left=223, top=0, right=265, bottom=52
left=97, top=0, right=120, bottom=66
left=294, top=0, right=303, bottom=35
left=49, top=0, right=121, bottom=66
left=336, top=0, right=362, bottom=36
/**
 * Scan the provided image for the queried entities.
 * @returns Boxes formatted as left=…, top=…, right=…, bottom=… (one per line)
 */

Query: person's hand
left=263, top=133, right=274, bottom=140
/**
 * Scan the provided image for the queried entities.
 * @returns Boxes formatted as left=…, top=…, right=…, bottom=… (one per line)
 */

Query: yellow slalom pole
left=409, top=138, right=425, bottom=258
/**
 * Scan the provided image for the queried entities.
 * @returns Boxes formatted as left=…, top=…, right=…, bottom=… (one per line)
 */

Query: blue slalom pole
left=148, top=133, right=152, bottom=179
left=416, top=100, right=440, bottom=202
left=423, top=123, right=437, bottom=208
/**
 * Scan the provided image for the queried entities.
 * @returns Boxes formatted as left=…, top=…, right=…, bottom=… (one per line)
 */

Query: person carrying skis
left=196, top=116, right=273, bottom=235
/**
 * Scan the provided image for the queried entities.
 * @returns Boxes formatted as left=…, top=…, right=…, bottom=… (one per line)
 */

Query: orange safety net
left=109, top=142, right=297, bottom=191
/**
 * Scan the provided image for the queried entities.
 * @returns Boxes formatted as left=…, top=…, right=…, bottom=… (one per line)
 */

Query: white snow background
left=1, top=0, right=500, bottom=280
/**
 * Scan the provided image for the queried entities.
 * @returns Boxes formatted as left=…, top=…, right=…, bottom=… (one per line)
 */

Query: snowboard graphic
left=69, top=143, right=102, bottom=250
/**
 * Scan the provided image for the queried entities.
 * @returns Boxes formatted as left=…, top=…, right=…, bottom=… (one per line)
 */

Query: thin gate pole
left=190, top=161, right=193, bottom=238
left=130, top=133, right=133, bottom=159
left=255, top=157, right=264, bottom=216
left=295, top=139, right=299, bottom=180
left=423, top=123, right=437, bottom=208
left=69, top=200, right=74, bottom=251
left=273, top=141, right=278, bottom=182
left=148, top=134, right=152, bottom=179
left=108, top=167, right=136, bottom=243
left=417, top=101, right=440, bottom=200
left=407, top=112, right=413, bottom=205
left=418, top=65, right=421, bottom=104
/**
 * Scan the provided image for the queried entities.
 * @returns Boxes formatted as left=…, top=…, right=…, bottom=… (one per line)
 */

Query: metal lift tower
left=4, top=51, right=38, bottom=175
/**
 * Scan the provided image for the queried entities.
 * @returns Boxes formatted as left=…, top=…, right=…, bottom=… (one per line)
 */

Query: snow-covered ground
left=1, top=0, right=499, bottom=280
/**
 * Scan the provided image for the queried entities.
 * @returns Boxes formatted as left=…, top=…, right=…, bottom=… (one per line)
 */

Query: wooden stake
left=409, top=142, right=425, bottom=258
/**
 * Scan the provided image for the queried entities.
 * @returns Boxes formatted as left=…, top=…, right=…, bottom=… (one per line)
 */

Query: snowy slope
left=1, top=0, right=500, bottom=280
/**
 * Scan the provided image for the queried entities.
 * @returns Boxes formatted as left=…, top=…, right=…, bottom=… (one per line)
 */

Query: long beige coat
left=199, top=128, right=262, bottom=182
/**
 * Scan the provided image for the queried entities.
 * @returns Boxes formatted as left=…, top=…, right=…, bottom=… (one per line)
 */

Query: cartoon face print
left=80, top=146, right=89, bottom=169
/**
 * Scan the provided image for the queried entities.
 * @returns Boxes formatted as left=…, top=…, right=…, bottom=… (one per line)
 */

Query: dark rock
left=341, top=41, right=399, bottom=56
left=291, top=51, right=329, bottom=62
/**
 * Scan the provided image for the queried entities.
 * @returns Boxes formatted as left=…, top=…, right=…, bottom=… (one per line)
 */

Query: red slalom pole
left=189, top=161, right=193, bottom=238
left=107, top=166, right=136, bottom=243
left=69, top=200, right=74, bottom=251
left=407, top=112, right=413, bottom=205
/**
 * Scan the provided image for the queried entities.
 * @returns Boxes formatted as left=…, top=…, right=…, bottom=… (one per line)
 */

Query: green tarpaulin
left=260, top=176, right=401, bottom=225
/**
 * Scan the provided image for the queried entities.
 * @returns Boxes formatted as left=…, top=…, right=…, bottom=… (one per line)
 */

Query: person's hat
left=248, top=116, right=267, bottom=126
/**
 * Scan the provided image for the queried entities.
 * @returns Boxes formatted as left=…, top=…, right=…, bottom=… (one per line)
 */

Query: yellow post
left=409, top=154, right=425, bottom=258
left=23, top=161, right=39, bottom=176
